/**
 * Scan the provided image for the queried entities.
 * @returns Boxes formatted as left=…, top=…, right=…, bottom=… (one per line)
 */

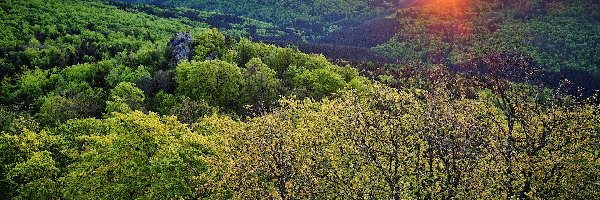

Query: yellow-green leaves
left=62, top=111, right=214, bottom=200
left=8, top=151, right=60, bottom=200
left=192, top=28, right=227, bottom=61
left=106, top=82, right=145, bottom=114
left=201, top=82, right=600, bottom=199
left=176, top=60, right=243, bottom=109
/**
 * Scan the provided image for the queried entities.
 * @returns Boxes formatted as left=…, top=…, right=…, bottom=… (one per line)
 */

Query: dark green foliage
left=114, top=0, right=387, bottom=40
left=150, top=91, right=178, bottom=116
left=169, top=96, right=218, bottom=124
left=135, top=70, right=177, bottom=96
left=106, top=65, right=151, bottom=87
left=240, top=58, right=282, bottom=114
left=36, top=88, right=104, bottom=126
left=140, top=0, right=378, bottom=24
left=0, top=107, right=19, bottom=133
left=108, top=1, right=307, bottom=42
left=374, top=0, right=600, bottom=76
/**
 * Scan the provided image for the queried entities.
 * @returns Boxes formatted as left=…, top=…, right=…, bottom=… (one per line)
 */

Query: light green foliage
left=184, top=30, right=365, bottom=112
left=0, top=128, right=63, bottom=199
left=126, top=42, right=169, bottom=70
left=206, top=82, right=600, bottom=199
left=106, top=65, right=151, bottom=87
left=192, top=28, right=228, bottom=61
left=0, top=0, right=201, bottom=78
left=55, top=63, right=102, bottom=86
left=291, top=67, right=347, bottom=99
left=233, top=38, right=296, bottom=72
left=283, top=54, right=367, bottom=99
left=49, top=62, right=107, bottom=95
left=1, top=68, right=52, bottom=104
left=106, top=82, right=145, bottom=114
left=0, top=1, right=598, bottom=199
left=175, top=60, right=243, bottom=108
left=61, top=112, right=214, bottom=199
left=475, top=83, right=600, bottom=199
left=204, top=97, right=339, bottom=199
left=8, top=151, right=60, bottom=200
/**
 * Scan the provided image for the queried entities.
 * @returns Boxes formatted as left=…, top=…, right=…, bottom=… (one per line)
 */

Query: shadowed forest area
left=0, top=0, right=599, bottom=199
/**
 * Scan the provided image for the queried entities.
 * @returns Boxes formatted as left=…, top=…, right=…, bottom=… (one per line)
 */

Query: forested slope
left=113, top=0, right=600, bottom=93
left=374, top=0, right=600, bottom=75
left=117, top=0, right=386, bottom=24
left=0, top=0, right=599, bottom=199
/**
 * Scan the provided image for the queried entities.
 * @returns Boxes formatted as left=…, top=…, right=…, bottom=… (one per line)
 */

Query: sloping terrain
left=0, top=1, right=599, bottom=199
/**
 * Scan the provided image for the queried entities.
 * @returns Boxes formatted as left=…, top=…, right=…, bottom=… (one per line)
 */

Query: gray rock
left=167, top=32, right=193, bottom=67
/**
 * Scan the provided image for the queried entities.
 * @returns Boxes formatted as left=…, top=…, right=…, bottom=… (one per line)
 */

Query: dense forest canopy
left=375, top=0, right=600, bottom=73
left=116, top=0, right=386, bottom=23
left=112, top=0, right=600, bottom=91
left=1, top=0, right=599, bottom=199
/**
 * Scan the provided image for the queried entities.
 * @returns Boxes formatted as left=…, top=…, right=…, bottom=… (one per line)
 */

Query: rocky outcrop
left=167, top=32, right=193, bottom=67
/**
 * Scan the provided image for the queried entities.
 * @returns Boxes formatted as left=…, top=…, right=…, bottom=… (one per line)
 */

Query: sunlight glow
left=421, top=0, right=473, bottom=37
left=424, top=0, right=467, bottom=14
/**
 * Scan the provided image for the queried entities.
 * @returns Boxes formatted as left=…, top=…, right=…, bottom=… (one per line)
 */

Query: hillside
left=0, top=0, right=599, bottom=199
left=112, top=0, right=600, bottom=94
left=115, top=0, right=387, bottom=25
left=374, top=0, right=600, bottom=74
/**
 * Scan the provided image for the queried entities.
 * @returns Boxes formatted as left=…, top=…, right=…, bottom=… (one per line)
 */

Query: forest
left=0, top=0, right=599, bottom=199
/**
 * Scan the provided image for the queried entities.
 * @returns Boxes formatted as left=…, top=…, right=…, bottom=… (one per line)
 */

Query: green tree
left=209, top=97, right=342, bottom=199
left=0, top=128, right=63, bottom=199
left=291, top=67, right=347, bottom=99
left=240, top=58, right=282, bottom=115
left=330, top=85, right=427, bottom=200
left=192, top=28, right=228, bottom=61
left=169, top=96, right=218, bottom=124
left=105, top=82, right=145, bottom=114
left=1, top=68, right=52, bottom=105
left=8, top=151, right=60, bottom=200
left=36, top=87, right=105, bottom=126
left=106, top=65, right=151, bottom=87
left=175, top=60, right=243, bottom=109
left=61, top=112, right=215, bottom=199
